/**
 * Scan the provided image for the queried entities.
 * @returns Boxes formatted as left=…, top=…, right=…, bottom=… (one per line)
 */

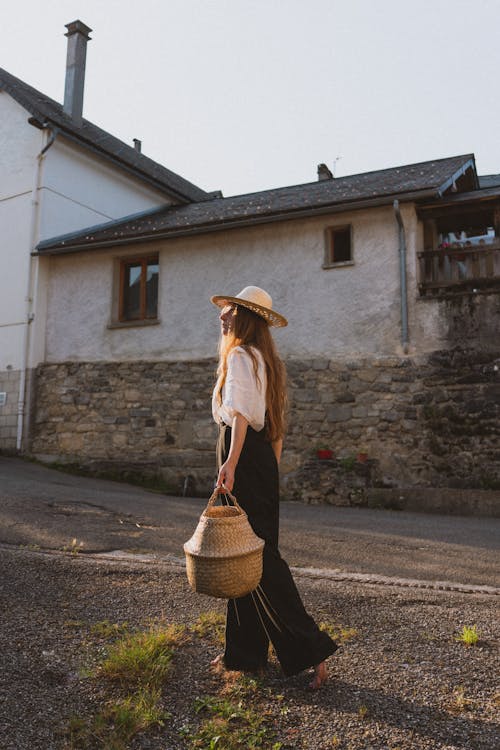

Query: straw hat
left=210, top=285, right=288, bottom=328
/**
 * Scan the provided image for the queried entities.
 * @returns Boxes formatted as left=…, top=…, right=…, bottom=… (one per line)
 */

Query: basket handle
left=206, top=485, right=244, bottom=513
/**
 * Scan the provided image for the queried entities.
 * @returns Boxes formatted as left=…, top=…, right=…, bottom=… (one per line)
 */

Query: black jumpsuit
left=217, top=422, right=338, bottom=676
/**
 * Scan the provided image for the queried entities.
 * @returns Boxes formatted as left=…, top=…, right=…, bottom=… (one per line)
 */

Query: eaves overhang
left=435, top=156, right=478, bottom=196
left=36, top=187, right=438, bottom=256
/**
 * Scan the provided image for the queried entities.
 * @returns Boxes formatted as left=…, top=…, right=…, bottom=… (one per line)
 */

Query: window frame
left=108, top=254, right=160, bottom=329
left=323, top=224, right=354, bottom=269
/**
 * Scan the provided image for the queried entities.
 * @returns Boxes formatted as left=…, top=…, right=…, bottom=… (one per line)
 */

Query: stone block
left=326, top=405, right=352, bottom=422
left=356, top=369, right=378, bottom=383
left=319, top=391, right=336, bottom=404
left=336, top=391, right=356, bottom=403
left=352, top=405, right=369, bottom=418
left=381, top=411, right=400, bottom=422
left=312, top=359, right=329, bottom=370
left=294, top=389, right=318, bottom=403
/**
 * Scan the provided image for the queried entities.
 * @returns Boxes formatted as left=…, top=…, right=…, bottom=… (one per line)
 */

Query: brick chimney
left=63, top=20, right=92, bottom=125
left=317, top=163, right=334, bottom=181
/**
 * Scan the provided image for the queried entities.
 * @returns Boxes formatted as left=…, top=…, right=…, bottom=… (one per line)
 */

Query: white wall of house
left=43, top=202, right=449, bottom=363
left=0, top=94, right=43, bottom=371
left=0, top=88, right=183, bottom=446
left=39, top=137, right=174, bottom=241
left=0, top=90, right=177, bottom=373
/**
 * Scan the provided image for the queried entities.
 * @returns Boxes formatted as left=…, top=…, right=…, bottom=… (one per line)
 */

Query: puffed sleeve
left=223, top=347, right=266, bottom=430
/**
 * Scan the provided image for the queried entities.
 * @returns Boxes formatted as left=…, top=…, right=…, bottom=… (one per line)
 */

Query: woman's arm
left=271, top=438, right=283, bottom=465
left=216, top=412, right=249, bottom=492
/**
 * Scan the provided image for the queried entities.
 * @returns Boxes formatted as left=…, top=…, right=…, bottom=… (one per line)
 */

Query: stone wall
left=30, top=349, right=500, bottom=503
left=30, top=360, right=218, bottom=493
left=283, top=350, right=500, bottom=498
left=0, top=369, right=20, bottom=451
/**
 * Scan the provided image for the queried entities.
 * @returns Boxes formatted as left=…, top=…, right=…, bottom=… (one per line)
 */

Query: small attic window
left=323, top=226, right=353, bottom=268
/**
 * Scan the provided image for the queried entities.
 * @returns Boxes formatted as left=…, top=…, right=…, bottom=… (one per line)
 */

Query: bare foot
left=210, top=654, right=224, bottom=668
left=309, top=661, right=328, bottom=689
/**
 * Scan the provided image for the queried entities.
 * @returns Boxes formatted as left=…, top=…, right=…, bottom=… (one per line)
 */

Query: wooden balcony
left=418, top=243, right=500, bottom=296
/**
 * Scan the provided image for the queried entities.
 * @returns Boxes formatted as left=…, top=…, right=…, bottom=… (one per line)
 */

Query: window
left=119, top=255, right=159, bottom=322
left=324, top=226, right=353, bottom=267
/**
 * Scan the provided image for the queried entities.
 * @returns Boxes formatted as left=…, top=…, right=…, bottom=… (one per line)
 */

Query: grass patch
left=455, top=624, right=479, bottom=646
left=66, top=622, right=184, bottom=749
left=186, top=695, right=280, bottom=749
left=67, top=688, right=168, bottom=749
left=190, top=611, right=225, bottom=645
left=91, top=619, right=130, bottom=639
left=320, top=620, right=359, bottom=643
left=184, top=673, right=283, bottom=749
left=99, top=623, right=184, bottom=686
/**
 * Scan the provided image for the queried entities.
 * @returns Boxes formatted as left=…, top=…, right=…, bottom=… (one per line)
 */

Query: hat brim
left=210, top=295, right=288, bottom=328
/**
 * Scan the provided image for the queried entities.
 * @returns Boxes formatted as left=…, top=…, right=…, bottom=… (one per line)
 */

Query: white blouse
left=212, top=346, right=267, bottom=432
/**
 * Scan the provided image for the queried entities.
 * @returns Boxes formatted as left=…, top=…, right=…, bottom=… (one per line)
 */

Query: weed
left=187, top=695, right=278, bottom=749
left=320, top=620, right=359, bottom=643
left=62, top=537, right=83, bottom=555
left=339, top=456, right=356, bottom=472
left=91, top=619, right=130, bottom=639
left=99, top=623, right=184, bottom=686
left=357, top=704, right=369, bottom=720
left=67, top=688, right=168, bottom=749
left=66, top=622, right=183, bottom=749
left=455, top=624, right=479, bottom=646
left=63, top=619, right=84, bottom=629
left=190, top=611, right=225, bottom=644
left=420, top=631, right=438, bottom=641
left=331, top=738, right=341, bottom=748
left=185, top=672, right=282, bottom=749
left=451, top=686, right=473, bottom=713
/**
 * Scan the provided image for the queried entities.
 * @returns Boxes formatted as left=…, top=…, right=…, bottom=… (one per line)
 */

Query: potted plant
left=315, top=444, right=334, bottom=460
left=356, top=447, right=369, bottom=463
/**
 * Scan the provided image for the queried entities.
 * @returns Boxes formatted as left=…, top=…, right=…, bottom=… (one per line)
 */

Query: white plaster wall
left=39, top=137, right=173, bottom=241
left=45, top=204, right=448, bottom=363
left=0, top=94, right=42, bottom=201
left=0, top=95, right=43, bottom=369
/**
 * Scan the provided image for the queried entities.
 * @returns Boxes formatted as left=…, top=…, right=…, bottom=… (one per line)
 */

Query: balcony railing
left=418, top=243, right=500, bottom=295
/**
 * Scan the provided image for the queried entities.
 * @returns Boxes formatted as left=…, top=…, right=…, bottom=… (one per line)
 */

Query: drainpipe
left=17, top=127, right=58, bottom=451
left=393, top=200, right=409, bottom=354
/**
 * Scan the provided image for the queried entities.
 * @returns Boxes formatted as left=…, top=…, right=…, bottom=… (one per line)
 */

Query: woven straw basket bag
left=183, top=487, right=265, bottom=599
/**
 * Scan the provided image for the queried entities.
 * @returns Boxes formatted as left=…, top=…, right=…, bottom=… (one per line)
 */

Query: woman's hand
left=216, top=413, right=248, bottom=493
left=216, top=460, right=236, bottom=492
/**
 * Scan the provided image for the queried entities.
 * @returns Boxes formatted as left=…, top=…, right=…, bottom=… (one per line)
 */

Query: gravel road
left=0, top=546, right=498, bottom=750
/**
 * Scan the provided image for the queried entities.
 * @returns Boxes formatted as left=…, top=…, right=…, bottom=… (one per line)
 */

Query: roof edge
left=36, top=187, right=439, bottom=255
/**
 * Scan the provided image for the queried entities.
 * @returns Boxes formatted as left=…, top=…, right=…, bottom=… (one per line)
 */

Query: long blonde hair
left=216, top=305, right=287, bottom=441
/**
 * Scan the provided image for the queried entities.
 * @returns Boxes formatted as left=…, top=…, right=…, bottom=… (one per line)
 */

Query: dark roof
left=0, top=67, right=210, bottom=203
left=37, top=154, right=478, bottom=254
left=478, top=174, right=500, bottom=189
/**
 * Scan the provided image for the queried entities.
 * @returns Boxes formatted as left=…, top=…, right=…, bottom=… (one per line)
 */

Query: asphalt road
left=0, top=456, right=498, bottom=587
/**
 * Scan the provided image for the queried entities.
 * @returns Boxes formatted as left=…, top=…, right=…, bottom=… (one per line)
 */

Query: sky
left=2, top=0, right=500, bottom=196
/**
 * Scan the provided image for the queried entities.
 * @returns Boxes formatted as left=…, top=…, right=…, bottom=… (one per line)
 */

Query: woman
left=210, top=285, right=337, bottom=689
